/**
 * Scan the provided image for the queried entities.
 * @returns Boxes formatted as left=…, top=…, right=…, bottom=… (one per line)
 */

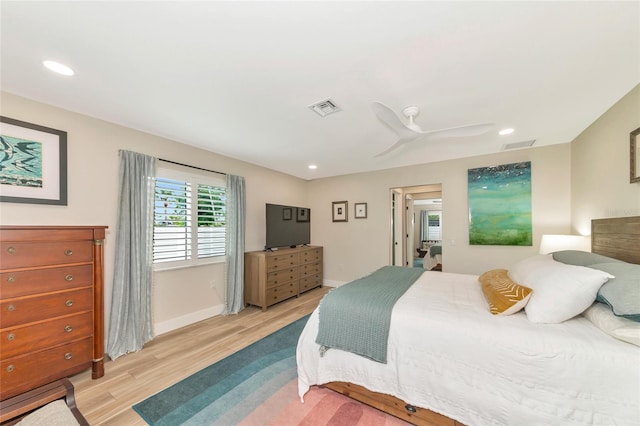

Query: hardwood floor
left=70, top=287, right=330, bottom=425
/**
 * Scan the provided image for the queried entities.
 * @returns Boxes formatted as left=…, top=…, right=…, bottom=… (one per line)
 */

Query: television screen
left=265, top=203, right=311, bottom=249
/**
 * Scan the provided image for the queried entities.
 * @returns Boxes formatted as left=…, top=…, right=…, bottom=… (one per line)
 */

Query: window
left=153, top=167, right=226, bottom=268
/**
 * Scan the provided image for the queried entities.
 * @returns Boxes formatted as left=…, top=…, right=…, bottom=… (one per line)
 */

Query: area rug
left=133, top=315, right=408, bottom=426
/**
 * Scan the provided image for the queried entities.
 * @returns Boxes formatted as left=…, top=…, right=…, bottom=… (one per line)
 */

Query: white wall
left=571, top=84, right=640, bottom=234
left=308, top=143, right=572, bottom=283
left=0, top=92, right=309, bottom=336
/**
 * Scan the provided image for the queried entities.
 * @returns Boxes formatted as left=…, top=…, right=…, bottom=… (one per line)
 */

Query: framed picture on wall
left=0, top=116, right=67, bottom=205
left=354, top=202, right=367, bottom=219
left=332, top=201, right=348, bottom=222
left=297, top=207, right=310, bottom=222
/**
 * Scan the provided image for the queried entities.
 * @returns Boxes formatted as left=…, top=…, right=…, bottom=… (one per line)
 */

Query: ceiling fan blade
left=374, top=135, right=419, bottom=157
left=371, top=102, right=419, bottom=139
left=422, top=122, right=494, bottom=138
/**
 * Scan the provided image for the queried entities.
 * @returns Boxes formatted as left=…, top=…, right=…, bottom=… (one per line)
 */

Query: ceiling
left=1, top=2, right=638, bottom=180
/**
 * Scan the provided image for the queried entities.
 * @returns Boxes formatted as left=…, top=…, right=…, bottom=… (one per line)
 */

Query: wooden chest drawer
left=266, top=281, right=298, bottom=304
left=0, top=337, right=92, bottom=400
left=300, top=261, right=322, bottom=278
left=265, top=253, right=298, bottom=272
left=266, top=267, right=298, bottom=288
left=1, top=312, right=93, bottom=359
left=300, top=274, right=322, bottom=292
left=300, top=248, right=322, bottom=264
left=0, top=288, right=92, bottom=329
left=0, top=265, right=93, bottom=299
left=0, top=241, right=93, bottom=269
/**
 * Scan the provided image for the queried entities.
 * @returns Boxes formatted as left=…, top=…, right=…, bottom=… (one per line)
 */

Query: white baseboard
left=154, top=304, right=225, bottom=336
left=323, top=279, right=346, bottom=288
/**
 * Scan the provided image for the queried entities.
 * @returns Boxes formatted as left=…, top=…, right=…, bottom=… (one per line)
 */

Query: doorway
left=389, top=184, right=442, bottom=269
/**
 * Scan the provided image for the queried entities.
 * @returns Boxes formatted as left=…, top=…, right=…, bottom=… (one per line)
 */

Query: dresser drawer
left=300, top=274, right=322, bottom=292
left=0, top=241, right=93, bottom=269
left=265, top=253, right=298, bottom=272
left=266, top=267, right=298, bottom=288
left=300, top=261, right=322, bottom=278
left=0, top=265, right=93, bottom=299
left=266, top=281, right=297, bottom=305
left=0, top=337, right=92, bottom=400
left=0, top=288, right=92, bottom=329
left=1, top=312, right=93, bottom=359
left=300, top=248, right=322, bottom=264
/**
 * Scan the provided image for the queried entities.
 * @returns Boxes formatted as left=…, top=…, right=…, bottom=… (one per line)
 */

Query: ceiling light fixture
left=499, top=128, right=514, bottom=136
left=308, top=164, right=318, bottom=170
left=43, top=60, right=75, bottom=76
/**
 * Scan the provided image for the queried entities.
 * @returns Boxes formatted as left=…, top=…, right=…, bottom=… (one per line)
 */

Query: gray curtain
left=223, top=174, right=246, bottom=314
left=420, top=210, right=427, bottom=241
left=107, top=150, right=156, bottom=360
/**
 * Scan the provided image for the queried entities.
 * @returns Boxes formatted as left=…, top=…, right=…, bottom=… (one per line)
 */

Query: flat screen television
left=265, top=203, right=311, bottom=249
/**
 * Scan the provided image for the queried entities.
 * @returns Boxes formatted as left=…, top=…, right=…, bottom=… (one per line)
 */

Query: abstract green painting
left=468, top=161, right=532, bottom=246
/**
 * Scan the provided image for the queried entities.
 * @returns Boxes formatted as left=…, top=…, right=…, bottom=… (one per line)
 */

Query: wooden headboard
left=591, top=216, right=640, bottom=264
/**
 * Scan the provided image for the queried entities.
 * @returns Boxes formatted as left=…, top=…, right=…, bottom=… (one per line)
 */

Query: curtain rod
left=158, top=158, right=226, bottom=176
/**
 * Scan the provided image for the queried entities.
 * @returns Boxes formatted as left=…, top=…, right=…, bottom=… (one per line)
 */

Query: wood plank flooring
left=70, top=287, right=330, bottom=425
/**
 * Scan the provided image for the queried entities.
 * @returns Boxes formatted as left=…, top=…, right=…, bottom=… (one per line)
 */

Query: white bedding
left=297, top=271, right=640, bottom=425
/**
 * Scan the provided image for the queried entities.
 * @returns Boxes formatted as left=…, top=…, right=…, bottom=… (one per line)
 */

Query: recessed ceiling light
left=43, top=60, right=75, bottom=76
left=499, top=128, right=514, bottom=136
left=308, top=164, right=318, bottom=170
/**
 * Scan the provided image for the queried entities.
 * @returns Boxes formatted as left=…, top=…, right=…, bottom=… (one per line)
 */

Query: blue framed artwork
left=468, top=161, right=532, bottom=246
left=0, top=116, right=67, bottom=205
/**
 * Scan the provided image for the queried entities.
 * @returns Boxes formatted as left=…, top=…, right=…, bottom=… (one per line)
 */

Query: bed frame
left=323, top=216, right=640, bottom=426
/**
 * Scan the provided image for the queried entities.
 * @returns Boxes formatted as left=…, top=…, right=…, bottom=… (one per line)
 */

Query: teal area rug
left=133, top=316, right=308, bottom=426
left=133, top=315, right=408, bottom=426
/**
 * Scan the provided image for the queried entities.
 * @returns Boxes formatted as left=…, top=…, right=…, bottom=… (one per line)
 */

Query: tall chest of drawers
left=244, top=246, right=323, bottom=311
left=0, top=226, right=107, bottom=401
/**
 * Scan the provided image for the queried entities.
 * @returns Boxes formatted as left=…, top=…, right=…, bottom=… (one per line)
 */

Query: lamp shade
left=539, top=234, right=590, bottom=254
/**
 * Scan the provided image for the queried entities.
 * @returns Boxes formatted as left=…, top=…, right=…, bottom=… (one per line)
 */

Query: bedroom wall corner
left=571, top=84, right=640, bottom=235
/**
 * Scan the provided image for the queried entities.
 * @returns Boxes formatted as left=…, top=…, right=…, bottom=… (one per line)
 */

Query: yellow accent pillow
left=479, top=269, right=533, bottom=315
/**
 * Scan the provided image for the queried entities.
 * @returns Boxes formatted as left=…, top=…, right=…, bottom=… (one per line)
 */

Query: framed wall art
left=332, top=201, right=348, bottom=222
left=631, top=126, right=639, bottom=183
left=354, top=202, right=367, bottom=219
left=282, top=207, right=292, bottom=220
left=0, top=116, right=67, bottom=205
left=468, top=161, right=532, bottom=246
left=297, top=207, right=310, bottom=222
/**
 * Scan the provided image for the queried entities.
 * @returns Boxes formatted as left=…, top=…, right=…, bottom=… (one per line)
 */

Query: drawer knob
left=65, top=300, right=74, bottom=307
left=64, top=325, right=73, bottom=333
left=7, top=275, right=16, bottom=283
left=7, top=304, right=15, bottom=312
left=6, top=365, right=14, bottom=373
left=7, top=333, right=15, bottom=341
left=64, top=249, right=73, bottom=256
left=64, top=352, right=73, bottom=360
left=65, top=274, right=74, bottom=281
left=7, top=246, right=16, bottom=255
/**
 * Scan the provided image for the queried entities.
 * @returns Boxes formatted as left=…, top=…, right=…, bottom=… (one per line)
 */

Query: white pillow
left=508, top=254, right=613, bottom=323
left=583, top=303, right=640, bottom=347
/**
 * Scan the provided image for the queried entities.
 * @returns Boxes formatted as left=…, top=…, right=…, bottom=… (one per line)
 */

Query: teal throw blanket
left=315, top=265, right=423, bottom=363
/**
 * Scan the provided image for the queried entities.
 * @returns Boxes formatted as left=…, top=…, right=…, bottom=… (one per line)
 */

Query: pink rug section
left=239, top=380, right=410, bottom=426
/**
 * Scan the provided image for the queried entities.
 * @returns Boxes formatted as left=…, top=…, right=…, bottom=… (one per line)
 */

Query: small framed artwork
left=0, top=116, right=67, bottom=205
left=354, top=202, right=367, bottom=219
left=631, top=126, right=640, bottom=183
left=282, top=207, right=292, bottom=220
left=332, top=201, right=348, bottom=222
left=297, top=207, right=310, bottom=222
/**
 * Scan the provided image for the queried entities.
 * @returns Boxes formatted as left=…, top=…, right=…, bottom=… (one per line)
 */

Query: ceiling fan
left=372, top=102, right=494, bottom=157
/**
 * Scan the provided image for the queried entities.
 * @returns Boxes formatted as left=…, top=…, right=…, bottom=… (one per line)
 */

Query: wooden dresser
left=0, top=226, right=107, bottom=402
left=244, top=246, right=323, bottom=311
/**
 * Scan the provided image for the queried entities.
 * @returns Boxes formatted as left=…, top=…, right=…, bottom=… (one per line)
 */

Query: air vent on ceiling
left=502, top=139, right=536, bottom=151
left=308, top=98, right=341, bottom=117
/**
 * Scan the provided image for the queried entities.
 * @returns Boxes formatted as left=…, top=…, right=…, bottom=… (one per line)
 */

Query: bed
left=422, top=244, right=442, bottom=271
left=297, top=216, right=640, bottom=425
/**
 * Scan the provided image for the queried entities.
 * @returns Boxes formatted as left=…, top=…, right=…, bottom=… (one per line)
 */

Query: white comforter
left=297, top=271, right=640, bottom=425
